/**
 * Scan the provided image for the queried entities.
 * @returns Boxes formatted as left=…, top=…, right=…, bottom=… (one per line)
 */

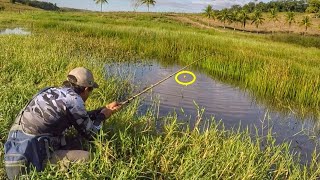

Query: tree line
left=10, top=0, right=59, bottom=11
left=203, top=0, right=320, bottom=33
left=230, top=0, right=308, bottom=13
left=228, top=0, right=320, bottom=14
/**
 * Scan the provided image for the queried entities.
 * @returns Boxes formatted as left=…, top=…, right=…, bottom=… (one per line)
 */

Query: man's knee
left=49, top=150, right=90, bottom=164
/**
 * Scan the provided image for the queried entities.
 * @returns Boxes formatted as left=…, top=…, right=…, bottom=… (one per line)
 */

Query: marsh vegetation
left=0, top=9, right=320, bottom=179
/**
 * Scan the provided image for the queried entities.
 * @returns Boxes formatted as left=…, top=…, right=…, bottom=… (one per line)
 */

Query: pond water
left=0, top=28, right=31, bottom=35
left=105, top=61, right=319, bottom=164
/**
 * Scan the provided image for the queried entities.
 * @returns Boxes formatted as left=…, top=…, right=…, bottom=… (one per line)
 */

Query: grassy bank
left=1, top=11, right=320, bottom=179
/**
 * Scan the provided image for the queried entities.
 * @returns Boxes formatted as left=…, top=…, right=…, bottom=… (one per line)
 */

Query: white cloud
left=192, top=0, right=212, bottom=5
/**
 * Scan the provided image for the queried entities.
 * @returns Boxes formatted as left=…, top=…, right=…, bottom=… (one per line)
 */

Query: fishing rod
left=120, top=55, right=209, bottom=105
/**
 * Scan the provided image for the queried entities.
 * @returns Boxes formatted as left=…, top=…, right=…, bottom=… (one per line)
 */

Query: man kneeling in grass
left=4, top=67, right=121, bottom=180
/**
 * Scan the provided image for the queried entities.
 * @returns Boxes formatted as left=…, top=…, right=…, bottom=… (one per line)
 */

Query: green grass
left=1, top=11, right=320, bottom=179
left=268, top=33, right=320, bottom=49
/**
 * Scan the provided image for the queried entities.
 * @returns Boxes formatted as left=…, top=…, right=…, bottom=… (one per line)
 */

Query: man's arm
left=66, top=93, right=121, bottom=140
left=88, top=107, right=106, bottom=126
left=66, top=94, right=105, bottom=140
left=88, top=102, right=122, bottom=125
left=88, top=108, right=104, bottom=120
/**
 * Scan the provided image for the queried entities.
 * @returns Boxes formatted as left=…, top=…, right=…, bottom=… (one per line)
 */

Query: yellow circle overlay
left=175, top=71, right=196, bottom=86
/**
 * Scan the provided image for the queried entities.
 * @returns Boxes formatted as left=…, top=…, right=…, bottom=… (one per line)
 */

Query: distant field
left=0, top=5, right=320, bottom=180
left=1, top=0, right=319, bottom=35
left=169, top=12, right=320, bottom=36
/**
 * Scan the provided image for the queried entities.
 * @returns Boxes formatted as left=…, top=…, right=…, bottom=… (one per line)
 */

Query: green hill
left=0, top=0, right=61, bottom=12
left=0, top=0, right=42, bottom=11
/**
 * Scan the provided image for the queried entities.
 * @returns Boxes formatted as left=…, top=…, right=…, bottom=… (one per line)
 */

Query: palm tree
left=141, top=0, right=156, bottom=12
left=286, top=11, right=295, bottom=29
left=132, top=0, right=141, bottom=11
left=251, top=10, right=265, bottom=30
left=269, top=8, right=278, bottom=33
left=203, top=5, right=214, bottom=26
left=228, top=10, right=239, bottom=31
left=238, top=10, right=250, bottom=30
left=217, top=9, right=229, bottom=29
left=300, top=16, right=312, bottom=32
left=94, top=0, right=108, bottom=12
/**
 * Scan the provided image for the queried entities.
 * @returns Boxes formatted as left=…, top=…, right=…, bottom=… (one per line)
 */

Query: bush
left=0, top=6, right=4, bottom=11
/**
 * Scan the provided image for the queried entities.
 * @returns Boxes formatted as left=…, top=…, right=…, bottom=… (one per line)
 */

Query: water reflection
left=105, top=60, right=319, bottom=164
left=0, top=28, right=31, bottom=35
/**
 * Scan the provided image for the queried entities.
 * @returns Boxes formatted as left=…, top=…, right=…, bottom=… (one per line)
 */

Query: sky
left=42, top=0, right=272, bottom=13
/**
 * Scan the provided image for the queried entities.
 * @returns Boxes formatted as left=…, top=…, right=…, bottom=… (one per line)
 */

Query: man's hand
left=106, top=101, right=122, bottom=112
left=100, top=102, right=122, bottom=119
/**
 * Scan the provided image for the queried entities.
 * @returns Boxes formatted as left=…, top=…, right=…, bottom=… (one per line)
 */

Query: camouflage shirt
left=19, top=87, right=106, bottom=139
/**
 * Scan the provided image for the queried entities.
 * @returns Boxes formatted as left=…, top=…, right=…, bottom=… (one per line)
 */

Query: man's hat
left=67, top=67, right=99, bottom=88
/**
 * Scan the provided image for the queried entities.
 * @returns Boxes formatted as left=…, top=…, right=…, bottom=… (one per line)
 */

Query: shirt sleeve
left=66, top=92, right=103, bottom=140
left=87, top=107, right=106, bottom=126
